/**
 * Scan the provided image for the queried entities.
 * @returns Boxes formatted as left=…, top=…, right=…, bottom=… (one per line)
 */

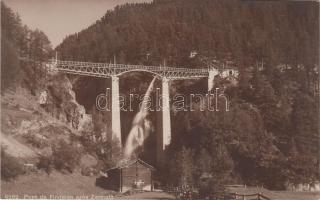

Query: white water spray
left=124, top=77, right=157, bottom=158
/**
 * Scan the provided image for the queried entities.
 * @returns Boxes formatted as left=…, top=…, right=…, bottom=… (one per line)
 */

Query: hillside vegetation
left=1, top=0, right=319, bottom=198
left=57, top=0, right=318, bottom=68
left=56, top=0, right=319, bottom=193
left=1, top=1, right=52, bottom=92
left=1, top=2, right=100, bottom=185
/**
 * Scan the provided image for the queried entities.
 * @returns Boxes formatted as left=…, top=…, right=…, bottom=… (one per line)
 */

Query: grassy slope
left=1, top=171, right=115, bottom=198
left=0, top=87, right=109, bottom=198
left=1, top=87, right=44, bottom=159
left=1, top=87, right=70, bottom=159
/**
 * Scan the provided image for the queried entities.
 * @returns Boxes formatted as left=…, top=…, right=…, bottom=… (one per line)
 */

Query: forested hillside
left=57, top=0, right=318, bottom=68
left=56, top=0, right=319, bottom=192
left=1, top=2, right=98, bottom=185
left=1, top=2, right=52, bottom=92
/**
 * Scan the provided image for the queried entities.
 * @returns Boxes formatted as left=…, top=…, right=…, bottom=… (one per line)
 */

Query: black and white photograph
left=0, top=0, right=319, bottom=199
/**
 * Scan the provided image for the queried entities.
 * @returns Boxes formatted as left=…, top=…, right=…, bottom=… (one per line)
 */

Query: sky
left=3, top=0, right=152, bottom=47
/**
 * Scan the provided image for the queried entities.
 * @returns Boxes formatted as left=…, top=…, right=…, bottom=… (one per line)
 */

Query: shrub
left=175, top=185, right=197, bottom=200
left=198, top=178, right=225, bottom=200
left=23, top=134, right=47, bottom=149
left=96, top=138, right=122, bottom=169
left=81, top=166, right=97, bottom=176
left=80, top=132, right=122, bottom=170
left=1, top=147, right=25, bottom=180
left=37, top=155, right=53, bottom=174
left=164, top=185, right=198, bottom=200
left=52, top=140, right=81, bottom=173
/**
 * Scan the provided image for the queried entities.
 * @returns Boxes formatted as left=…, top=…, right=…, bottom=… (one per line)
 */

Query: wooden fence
left=163, top=185, right=271, bottom=200
left=226, top=192, right=271, bottom=200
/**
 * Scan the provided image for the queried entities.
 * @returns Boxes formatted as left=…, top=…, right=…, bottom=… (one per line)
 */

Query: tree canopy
left=1, top=2, right=52, bottom=92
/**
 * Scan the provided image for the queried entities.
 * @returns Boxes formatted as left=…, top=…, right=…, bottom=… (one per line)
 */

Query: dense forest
left=57, top=0, right=318, bottom=68
left=2, top=0, right=319, bottom=197
left=1, top=2, right=52, bottom=93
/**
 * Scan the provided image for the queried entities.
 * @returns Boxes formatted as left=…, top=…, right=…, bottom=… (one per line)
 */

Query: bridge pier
left=162, top=77, right=171, bottom=149
left=157, top=77, right=171, bottom=165
left=111, top=76, right=122, bottom=147
left=208, top=68, right=219, bottom=91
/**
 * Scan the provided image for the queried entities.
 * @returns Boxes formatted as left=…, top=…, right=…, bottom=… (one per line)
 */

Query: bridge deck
left=52, top=60, right=212, bottom=79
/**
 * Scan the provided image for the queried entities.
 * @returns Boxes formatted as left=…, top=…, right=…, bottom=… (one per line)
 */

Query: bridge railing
left=55, top=60, right=209, bottom=74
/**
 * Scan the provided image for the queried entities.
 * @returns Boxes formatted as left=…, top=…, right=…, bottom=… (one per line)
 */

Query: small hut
left=99, top=159, right=155, bottom=193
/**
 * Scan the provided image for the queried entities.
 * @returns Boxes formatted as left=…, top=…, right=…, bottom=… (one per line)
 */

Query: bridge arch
left=116, top=69, right=164, bottom=78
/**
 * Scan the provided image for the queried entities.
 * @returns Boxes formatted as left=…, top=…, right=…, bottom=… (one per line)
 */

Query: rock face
left=43, top=74, right=92, bottom=131
left=1, top=65, right=93, bottom=159
left=19, top=61, right=93, bottom=132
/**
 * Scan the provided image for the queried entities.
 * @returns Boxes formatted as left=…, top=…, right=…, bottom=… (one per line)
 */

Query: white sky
left=3, top=0, right=152, bottom=47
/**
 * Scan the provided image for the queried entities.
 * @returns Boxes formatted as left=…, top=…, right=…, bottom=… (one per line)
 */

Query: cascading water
left=124, top=77, right=157, bottom=158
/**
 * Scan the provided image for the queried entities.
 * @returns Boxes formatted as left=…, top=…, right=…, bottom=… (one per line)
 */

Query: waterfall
left=124, top=77, right=157, bottom=158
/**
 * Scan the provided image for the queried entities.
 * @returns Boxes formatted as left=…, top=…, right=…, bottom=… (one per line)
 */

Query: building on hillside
left=219, top=68, right=239, bottom=78
left=285, top=181, right=320, bottom=192
left=96, top=159, right=155, bottom=193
